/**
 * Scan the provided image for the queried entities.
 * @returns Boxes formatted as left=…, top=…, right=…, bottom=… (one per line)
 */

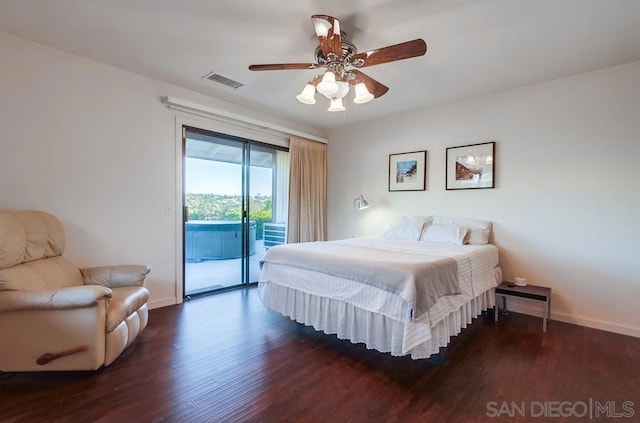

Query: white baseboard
left=148, top=297, right=178, bottom=310
left=550, top=312, right=640, bottom=338
left=503, top=300, right=640, bottom=338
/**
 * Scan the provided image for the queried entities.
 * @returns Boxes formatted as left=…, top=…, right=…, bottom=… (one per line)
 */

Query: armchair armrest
left=80, top=265, right=150, bottom=288
left=0, top=285, right=112, bottom=313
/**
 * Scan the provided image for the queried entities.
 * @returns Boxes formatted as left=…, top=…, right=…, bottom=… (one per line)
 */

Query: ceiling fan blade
left=311, top=14, right=343, bottom=58
left=249, top=63, right=320, bottom=71
left=351, top=70, right=389, bottom=98
left=351, top=39, right=427, bottom=67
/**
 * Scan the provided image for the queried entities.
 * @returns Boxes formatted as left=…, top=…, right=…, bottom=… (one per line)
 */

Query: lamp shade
left=312, top=17, right=332, bottom=37
left=353, top=194, right=370, bottom=210
left=296, top=84, right=316, bottom=104
left=327, top=97, right=345, bottom=112
left=353, top=82, right=374, bottom=104
left=334, top=81, right=350, bottom=99
left=317, top=71, right=339, bottom=97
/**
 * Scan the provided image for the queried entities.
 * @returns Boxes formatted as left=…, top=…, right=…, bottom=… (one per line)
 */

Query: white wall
left=327, top=60, right=640, bottom=337
left=0, top=31, right=325, bottom=308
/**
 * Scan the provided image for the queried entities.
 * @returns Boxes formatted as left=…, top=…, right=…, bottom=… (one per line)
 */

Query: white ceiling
left=1, top=0, right=640, bottom=131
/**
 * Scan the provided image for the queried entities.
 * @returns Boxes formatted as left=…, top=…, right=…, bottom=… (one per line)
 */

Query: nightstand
left=494, top=282, right=551, bottom=332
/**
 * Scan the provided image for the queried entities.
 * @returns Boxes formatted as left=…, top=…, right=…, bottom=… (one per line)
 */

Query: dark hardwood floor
left=1, top=287, right=639, bottom=422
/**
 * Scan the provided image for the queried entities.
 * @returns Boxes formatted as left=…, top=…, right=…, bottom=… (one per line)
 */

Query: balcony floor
left=185, top=240, right=267, bottom=295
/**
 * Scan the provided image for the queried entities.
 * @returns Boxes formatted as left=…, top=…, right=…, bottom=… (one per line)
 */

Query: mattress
left=258, top=236, right=501, bottom=359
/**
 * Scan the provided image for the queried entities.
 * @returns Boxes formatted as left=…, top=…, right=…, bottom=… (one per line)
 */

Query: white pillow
left=382, top=216, right=429, bottom=241
left=420, top=223, right=468, bottom=245
left=431, top=215, right=492, bottom=245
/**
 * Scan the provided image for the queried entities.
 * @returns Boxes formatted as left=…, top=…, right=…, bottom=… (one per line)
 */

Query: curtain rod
left=162, top=96, right=328, bottom=144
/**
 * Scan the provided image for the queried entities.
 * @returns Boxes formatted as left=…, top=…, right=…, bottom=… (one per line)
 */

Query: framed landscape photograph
left=446, top=141, right=495, bottom=190
left=389, top=150, right=427, bottom=191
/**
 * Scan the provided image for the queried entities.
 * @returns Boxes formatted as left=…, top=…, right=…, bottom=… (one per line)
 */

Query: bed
left=258, top=215, right=502, bottom=360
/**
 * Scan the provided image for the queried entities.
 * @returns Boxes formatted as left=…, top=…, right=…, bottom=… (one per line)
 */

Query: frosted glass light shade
left=333, top=19, right=340, bottom=37
left=334, top=81, right=350, bottom=99
left=317, top=71, right=339, bottom=96
left=312, top=18, right=332, bottom=37
left=296, top=84, right=316, bottom=104
left=353, top=82, right=374, bottom=104
left=327, top=97, right=345, bottom=112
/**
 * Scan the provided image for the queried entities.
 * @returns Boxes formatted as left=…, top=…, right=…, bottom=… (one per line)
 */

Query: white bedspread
left=260, top=237, right=460, bottom=319
left=260, top=237, right=499, bottom=324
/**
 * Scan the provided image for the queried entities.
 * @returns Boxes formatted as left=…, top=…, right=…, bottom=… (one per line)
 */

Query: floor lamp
left=352, top=194, right=370, bottom=237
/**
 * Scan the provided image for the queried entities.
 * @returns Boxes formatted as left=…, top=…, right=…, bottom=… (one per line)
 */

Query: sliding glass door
left=183, top=126, right=288, bottom=297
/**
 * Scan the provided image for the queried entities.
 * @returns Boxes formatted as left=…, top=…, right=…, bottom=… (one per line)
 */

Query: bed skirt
left=259, top=281, right=496, bottom=360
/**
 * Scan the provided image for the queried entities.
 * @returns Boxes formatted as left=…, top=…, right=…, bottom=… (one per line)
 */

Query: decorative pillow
left=382, top=216, right=429, bottom=241
left=431, top=215, right=492, bottom=245
left=420, top=223, right=468, bottom=245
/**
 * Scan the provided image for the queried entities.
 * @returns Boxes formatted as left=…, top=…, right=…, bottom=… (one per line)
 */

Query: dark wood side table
left=495, top=282, right=551, bottom=332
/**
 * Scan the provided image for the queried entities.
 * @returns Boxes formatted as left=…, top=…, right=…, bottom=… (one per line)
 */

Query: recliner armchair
left=0, top=210, right=150, bottom=371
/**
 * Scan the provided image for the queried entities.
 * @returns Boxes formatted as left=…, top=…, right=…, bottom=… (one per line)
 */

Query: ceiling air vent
left=202, top=71, right=244, bottom=89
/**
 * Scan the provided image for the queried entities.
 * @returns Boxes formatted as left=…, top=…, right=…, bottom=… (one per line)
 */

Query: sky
left=185, top=158, right=272, bottom=196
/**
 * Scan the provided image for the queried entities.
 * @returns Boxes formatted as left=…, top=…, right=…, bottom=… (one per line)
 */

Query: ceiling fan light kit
left=312, top=17, right=333, bottom=38
left=328, top=98, right=346, bottom=112
left=295, top=83, right=317, bottom=104
left=249, top=14, right=427, bottom=113
left=317, top=70, right=339, bottom=96
left=353, top=82, right=375, bottom=104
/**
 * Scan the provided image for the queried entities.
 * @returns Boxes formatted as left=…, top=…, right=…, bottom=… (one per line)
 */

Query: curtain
left=274, top=150, right=290, bottom=224
left=287, top=136, right=327, bottom=243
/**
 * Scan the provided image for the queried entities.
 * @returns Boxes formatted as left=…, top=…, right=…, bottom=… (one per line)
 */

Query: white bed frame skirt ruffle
left=259, top=281, right=496, bottom=360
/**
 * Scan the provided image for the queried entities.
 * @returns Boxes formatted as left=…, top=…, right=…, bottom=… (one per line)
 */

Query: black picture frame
left=446, top=142, right=495, bottom=190
left=389, top=150, right=427, bottom=191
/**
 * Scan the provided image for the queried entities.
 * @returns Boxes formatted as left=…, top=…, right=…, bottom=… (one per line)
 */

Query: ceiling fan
left=248, top=14, right=427, bottom=112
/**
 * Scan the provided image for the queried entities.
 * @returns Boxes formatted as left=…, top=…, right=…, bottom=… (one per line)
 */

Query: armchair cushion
left=81, top=265, right=150, bottom=288
left=0, top=285, right=112, bottom=312
left=0, top=210, right=65, bottom=269
left=106, top=286, right=149, bottom=332
left=0, top=256, right=83, bottom=291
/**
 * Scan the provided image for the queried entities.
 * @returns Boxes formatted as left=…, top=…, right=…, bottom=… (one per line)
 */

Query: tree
left=185, top=193, right=272, bottom=239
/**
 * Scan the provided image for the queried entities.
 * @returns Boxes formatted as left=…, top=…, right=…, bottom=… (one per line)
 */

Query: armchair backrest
left=0, top=210, right=83, bottom=291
